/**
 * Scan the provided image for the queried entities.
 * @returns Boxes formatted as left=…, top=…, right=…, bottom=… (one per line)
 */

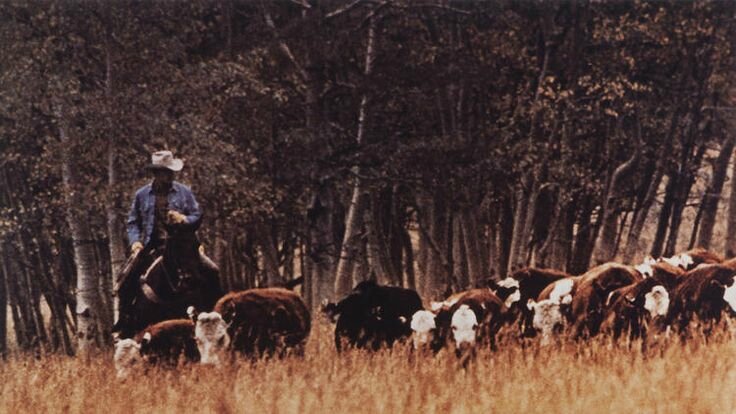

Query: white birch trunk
left=57, top=105, right=100, bottom=356
left=334, top=17, right=377, bottom=298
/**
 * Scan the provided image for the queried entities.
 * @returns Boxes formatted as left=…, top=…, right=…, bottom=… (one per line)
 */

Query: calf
left=193, top=288, right=311, bottom=365
left=323, top=281, right=423, bottom=351
left=113, top=318, right=198, bottom=379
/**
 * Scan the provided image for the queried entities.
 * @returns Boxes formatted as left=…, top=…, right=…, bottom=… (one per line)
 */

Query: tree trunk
left=548, top=200, right=575, bottom=270
left=623, top=165, right=664, bottom=263
left=664, top=141, right=706, bottom=256
left=726, top=151, right=736, bottom=257
left=99, top=19, right=125, bottom=330
left=416, top=194, right=449, bottom=299
left=401, top=225, right=415, bottom=289
left=4, top=249, right=28, bottom=350
left=592, top=143, right=639, bottom=265
left=507, top=178, right=532, bottom=273
left=695, top=137, right=735, bottom=249
left=334, top=17, right=376, bottom=298
left=497, top=197, right=514, bottom=277
left=58, top=105, right=101, bottom=356
left=258, top=222, right=283, bottom=286
left=0, top=243, right=7, bottom=358
left=460, top=209, right=485, bottom=288
left=451, top=213, right=466, bottom=290
left=569, top=198, right=595, bottom=274
left=650, top=173, right=677, bottom=258
left=308, top=182, right=338, bottom=303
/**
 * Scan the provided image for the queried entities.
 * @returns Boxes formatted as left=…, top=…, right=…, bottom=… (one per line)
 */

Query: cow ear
left=606, top=291, right=619, bottom=307
left=187, top=306, right=198, bottom=322
left=526, top=298, right=536, bottom=311
left=139, top=332, right=151, bottom=352
left=710, top=279, right=725, bottom=289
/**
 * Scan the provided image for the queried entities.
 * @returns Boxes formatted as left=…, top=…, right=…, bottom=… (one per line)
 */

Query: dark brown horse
left=114, top=222, right=222, bottom=339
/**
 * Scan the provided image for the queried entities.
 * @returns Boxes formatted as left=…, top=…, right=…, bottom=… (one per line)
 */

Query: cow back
left=214, top=288, right=311, bottom=355
left=134, top=319, right=199, bottom=366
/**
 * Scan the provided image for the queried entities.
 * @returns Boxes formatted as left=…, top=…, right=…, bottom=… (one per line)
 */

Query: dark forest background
left=1, top=0, right=736, bottom=356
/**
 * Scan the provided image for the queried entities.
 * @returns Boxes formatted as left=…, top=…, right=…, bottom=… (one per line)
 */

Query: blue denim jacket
left=126, top=181, right=202, bottom=247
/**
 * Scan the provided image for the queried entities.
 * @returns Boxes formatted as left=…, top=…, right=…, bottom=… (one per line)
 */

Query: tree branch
left=326, top=0, right=365, bottom=19
left=260, top=1, right=309, bottom=81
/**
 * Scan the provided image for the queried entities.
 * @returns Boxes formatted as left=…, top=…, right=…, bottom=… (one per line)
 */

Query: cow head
left=678, top=254, right=694, bottom=270
left=320, top=299, right=340, bottom=323
left=635, top=261, right=654, bottom=278
left=661, top=254, right=693, bottom=270
left=193, top=311, right=230, bottom=366
left=526, top=296, right=570, bottom=345
left=410, top=310, right=437, bottom=350
left=643, top=285, right=670, bottom=318
left=548, top=278, right=574, bottom=304
left=494, top=277, right=521, bottom=308
left=450, top=305, right=478, bottom=351
left=114, top=338, right=143, bottom=379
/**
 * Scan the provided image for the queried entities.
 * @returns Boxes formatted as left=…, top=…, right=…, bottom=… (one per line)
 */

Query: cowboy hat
left=147, top=150, right=183, bottom=172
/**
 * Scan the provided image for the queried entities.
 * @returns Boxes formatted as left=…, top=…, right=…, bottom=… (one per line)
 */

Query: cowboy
left=114, top=150, right=219, bottom=336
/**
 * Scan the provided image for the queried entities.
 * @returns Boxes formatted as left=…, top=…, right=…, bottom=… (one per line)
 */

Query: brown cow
left=113, top=319, right=198, bottom=379
left=446, top=289, right=509, bottom=354
left=665, top=264, right=736, bottom=337
left=410, top=288, right=509, bottom=355
left=600, top=277, right=672, bottom=341
left=527, top=263, right=642, bottom=343
left=192, top=288, right=311, bottom=365
left=660, top=248, right=723, bottom=271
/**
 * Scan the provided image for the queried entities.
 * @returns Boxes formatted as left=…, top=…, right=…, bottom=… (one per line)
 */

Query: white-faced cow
left=192, top=287, right=311, bottom=365
left=659, top=248, right=723, bottom=272
left=488, top=267, right=571, bottom=337
left=527, top=263, right=641, bottom=343
left=410, top=288, right=509, bottom=356
left=322, top=280, right=423, bottom=352
left=113, top=318, right=199, bottom=379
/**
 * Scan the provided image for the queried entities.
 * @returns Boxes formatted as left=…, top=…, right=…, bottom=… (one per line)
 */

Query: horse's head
left=162, top=222, right=202, bottom=292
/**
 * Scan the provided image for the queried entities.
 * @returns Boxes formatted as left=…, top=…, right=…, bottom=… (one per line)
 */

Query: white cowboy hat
left=147, top=150, right=183, bottom=171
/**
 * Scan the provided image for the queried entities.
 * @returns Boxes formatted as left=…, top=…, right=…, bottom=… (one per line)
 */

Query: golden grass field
left=1, top=321, right=736, bottom=414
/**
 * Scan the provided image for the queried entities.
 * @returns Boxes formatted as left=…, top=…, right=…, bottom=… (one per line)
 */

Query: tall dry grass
left=2, top=322, right=735, bottom=414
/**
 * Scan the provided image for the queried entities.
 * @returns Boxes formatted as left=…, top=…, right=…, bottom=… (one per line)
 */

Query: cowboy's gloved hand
left=131, top=241, right=143, bottom=254
left=167, top=210, right=187, bottom=225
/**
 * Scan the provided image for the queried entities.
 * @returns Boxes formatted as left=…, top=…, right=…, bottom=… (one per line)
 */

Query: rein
left=140, top=237, right=197, bottom=304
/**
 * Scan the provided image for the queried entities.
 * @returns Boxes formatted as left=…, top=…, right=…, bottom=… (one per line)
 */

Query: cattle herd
left=114, top=247, right=736, bottom=378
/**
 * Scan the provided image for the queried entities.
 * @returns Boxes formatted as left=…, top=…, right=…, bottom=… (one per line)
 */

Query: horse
left=113, top=221, right=223, bottom=339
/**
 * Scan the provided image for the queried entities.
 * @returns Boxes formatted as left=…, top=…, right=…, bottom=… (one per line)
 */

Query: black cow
left=322, top=280, right=423, bottom=351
